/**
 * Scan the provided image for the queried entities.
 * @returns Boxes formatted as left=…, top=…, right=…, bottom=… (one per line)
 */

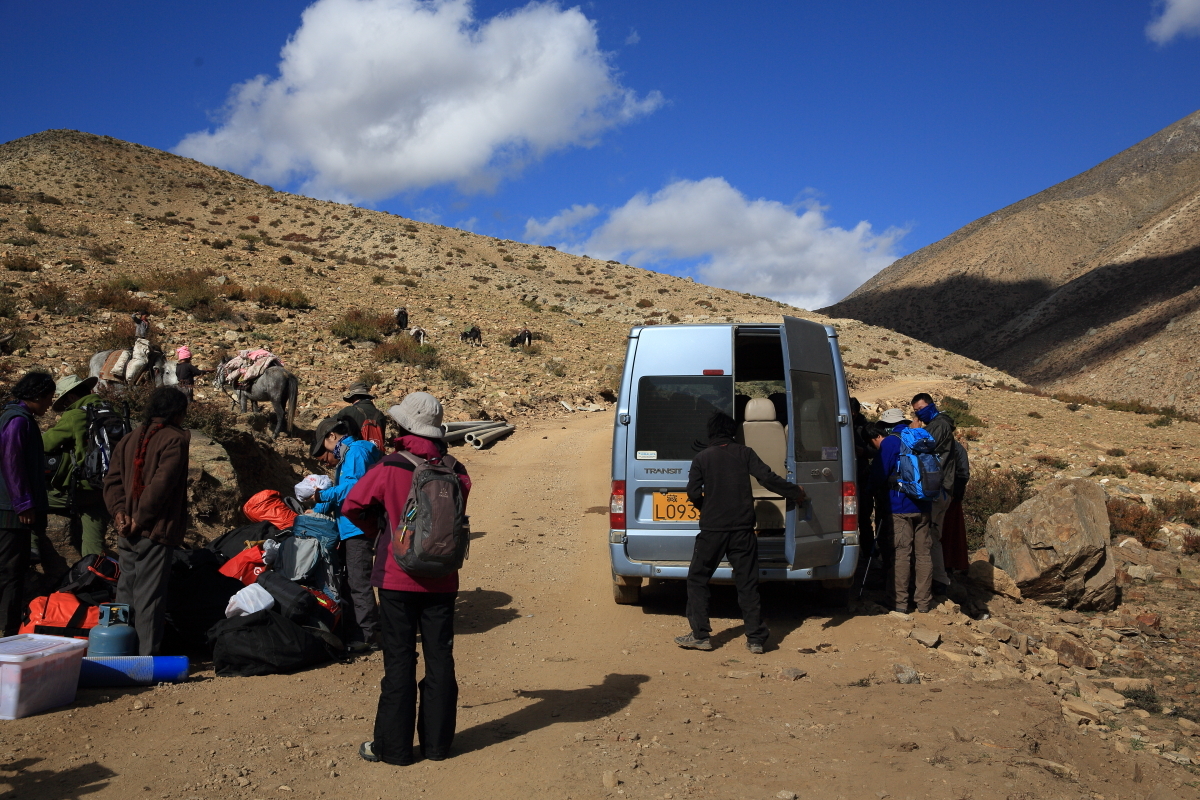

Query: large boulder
left=984, top=479, right=1118, bottom=611
left=188, top=432, right=243, bottom=529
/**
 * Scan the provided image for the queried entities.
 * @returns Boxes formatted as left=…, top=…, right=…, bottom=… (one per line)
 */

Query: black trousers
left=342, top=535, right=379, bottom=643
left=115, top=534, right=174, bottom=656
left=0, top=527, right=32, bottom=637
left=686, top=528, right=769, bottom=645
left=373, top=590, right=458, bottom=764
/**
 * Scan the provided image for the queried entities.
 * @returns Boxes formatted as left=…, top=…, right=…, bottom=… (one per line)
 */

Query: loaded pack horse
left=215, top=360, right=299, bottom=438
left=89, top=347, right=175, bottom=390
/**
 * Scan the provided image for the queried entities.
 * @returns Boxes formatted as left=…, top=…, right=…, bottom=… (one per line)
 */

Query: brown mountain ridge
left=823, top=109, right=1200, bottom=416
left=0, top=129, right=1011, bottom=426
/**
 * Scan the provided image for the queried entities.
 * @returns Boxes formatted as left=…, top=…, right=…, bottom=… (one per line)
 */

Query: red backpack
left=359, top=418, right=385, bottom=451
left=20, top=593, right=102, bottom=639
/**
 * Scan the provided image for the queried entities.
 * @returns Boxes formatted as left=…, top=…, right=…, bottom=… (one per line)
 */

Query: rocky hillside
left=0, top=129, right=1012, bottom=426
left=823, top=109, right=1200, bottom=416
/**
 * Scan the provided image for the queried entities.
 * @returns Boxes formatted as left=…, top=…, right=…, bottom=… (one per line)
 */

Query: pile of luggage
left=22, top=489, right=350, bottom=679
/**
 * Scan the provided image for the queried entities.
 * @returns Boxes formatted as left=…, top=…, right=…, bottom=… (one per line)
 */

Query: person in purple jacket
left=0, top=371, right=55, bottom=635
left=867, top=411, right=934, bottom=614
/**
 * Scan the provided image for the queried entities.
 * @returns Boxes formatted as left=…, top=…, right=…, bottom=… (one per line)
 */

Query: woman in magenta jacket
left=342, top=392, right=471, bottom=766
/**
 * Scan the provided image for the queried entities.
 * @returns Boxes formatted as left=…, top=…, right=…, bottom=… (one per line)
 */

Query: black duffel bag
left=208, top=521, right=284, bottom=564
left=256, top=570, right=317, bottom=623
left=207, top=609, right=338, bottom=677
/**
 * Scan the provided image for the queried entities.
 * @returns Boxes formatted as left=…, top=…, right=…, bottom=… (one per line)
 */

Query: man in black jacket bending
left=677, top=411, right=804, bottom=654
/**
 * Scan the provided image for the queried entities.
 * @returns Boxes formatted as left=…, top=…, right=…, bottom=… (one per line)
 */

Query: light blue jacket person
left=309, top=426, right=382, bottom=540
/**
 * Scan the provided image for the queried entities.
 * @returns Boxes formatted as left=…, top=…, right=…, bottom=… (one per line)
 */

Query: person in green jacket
left=42, top=375, right=111, bottom=557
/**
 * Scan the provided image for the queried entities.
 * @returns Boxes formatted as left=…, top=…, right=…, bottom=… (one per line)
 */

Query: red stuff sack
left=359, top=418, right=385, bottom=452
left=218, top=545, right=267, bottom=586
left=242, top=490, right=298, bottom=531
left=304, top=587, right=343, bottom=631
left=20, top=592, right=101, bottom=639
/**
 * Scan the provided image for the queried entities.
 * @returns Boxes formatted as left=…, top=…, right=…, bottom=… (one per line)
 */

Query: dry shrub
left=246, top=286, right=311, bottom=309
left=330, top=308, right=395, bottom=342
left=2, top=253, right=40, bottom=272
left=185, top=401, right=239, bottom=443
left=87, top=242, right=119, bottom=263
left=962, top=467, right=1034, bottom=551
left=374, top=337, right=439, bottom=368
left=441, top=366, right=472, bottom=388
left=89, top=317, right=158, bottom=352
left=1034, top=454, right=1070, bottom=470
left=81, top=279, right=157, bottom=314
left=26, top=282, right=79, bottom=314
left=1130, top=460, right=1161, bottom=477
left=143, top=267, right=217, bottom=293
left=1159, top=494, right=1200, bottom=527
left=1093, top=463, right=1128, bottom=479
left=940, top=396, right=986, bottom=428
left=0, top=293, right=18, bottom=319
left=1106, top=498, right=1164, bottom=548
left=1183, top=534, right=1200, bottom=557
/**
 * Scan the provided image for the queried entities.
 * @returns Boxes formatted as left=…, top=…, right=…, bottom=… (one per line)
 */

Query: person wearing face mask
left=301, top=417, right=382, bottom=653
left=910, top=393, right=956, bottom=596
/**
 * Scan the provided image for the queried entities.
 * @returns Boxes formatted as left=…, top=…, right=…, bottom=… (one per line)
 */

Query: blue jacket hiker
left=306, top=417, right=383, bottom=651
left=867, top=412, right=934, bottom=614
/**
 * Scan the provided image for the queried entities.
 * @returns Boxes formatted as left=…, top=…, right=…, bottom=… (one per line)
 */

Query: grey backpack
left=389, top=452, right=469, bottom=578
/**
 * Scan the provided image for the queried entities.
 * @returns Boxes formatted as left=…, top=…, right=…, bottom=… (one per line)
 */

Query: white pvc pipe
left=470, top=425, right=515, bottom=449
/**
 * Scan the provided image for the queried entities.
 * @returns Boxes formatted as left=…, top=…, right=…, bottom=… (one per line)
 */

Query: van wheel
left=612, top=574, right=642, bottom=605
left=820, top=578, right=853, bottom=610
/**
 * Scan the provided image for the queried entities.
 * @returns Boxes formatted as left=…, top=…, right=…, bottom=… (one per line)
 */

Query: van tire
left=820, top=578, right=853, bottom=610
left=612, top=574, right=642, bottom=605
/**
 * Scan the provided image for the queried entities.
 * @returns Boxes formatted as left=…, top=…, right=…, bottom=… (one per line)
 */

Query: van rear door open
left=624, top=325, right=734, bottom=563
left=780, top=316, right=851, bottom=570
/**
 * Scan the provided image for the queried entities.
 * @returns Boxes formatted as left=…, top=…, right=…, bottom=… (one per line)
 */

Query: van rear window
left=635, top=376, right=733, bottom=461
left=790, top=370, right=838, bottom=462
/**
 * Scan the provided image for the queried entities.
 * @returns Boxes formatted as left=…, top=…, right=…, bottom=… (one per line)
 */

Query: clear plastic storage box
left=0, top=634, right=88, bottom=720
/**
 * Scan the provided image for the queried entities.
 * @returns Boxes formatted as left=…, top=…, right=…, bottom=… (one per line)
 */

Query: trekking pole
left=856, top=512, right=884, bottom=600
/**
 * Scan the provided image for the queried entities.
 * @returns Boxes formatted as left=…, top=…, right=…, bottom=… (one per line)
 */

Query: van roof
left=630, top=322, right=783, bottom=333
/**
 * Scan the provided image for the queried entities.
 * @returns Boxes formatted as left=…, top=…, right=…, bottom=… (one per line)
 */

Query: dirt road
left=0, top=413, right=1193, bottom=800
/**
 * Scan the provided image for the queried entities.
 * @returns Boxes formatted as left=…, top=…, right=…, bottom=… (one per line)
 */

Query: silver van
left=608, top=316, right=859, bottom=604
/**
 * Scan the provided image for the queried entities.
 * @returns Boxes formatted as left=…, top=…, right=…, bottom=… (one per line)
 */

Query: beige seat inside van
left=741, top=398, right=787, bottom=529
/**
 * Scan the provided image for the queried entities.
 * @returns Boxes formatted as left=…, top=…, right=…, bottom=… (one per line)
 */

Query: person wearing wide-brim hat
left=342, top=391, right=470, bottom=765
left=42, top=374, right=112, bottom=557
left=334, top=382, right=387, bottom=444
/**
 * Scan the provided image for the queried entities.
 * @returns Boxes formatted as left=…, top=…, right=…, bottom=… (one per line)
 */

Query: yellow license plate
left=652, top=492, right=700, bottom=522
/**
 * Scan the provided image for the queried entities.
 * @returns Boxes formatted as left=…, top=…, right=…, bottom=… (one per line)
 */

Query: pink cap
left=176, top=346, right=192, bottom=360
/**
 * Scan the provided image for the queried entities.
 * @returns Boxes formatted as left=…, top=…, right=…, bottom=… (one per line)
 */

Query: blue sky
left=3, top=1, right=1200, bottom=308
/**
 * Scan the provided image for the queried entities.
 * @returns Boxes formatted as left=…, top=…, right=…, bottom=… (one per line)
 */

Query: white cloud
left=524, top=203, right=599, bottom=240
left=1147, top=0, right=1200, bottom=43
left=625, top=28, right=640, bottom=45
left=176, top=0, right=661, bottom=201
left=527, top=178, right=904, bottom=309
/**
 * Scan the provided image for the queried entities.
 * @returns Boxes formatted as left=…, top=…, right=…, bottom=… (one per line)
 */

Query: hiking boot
left=359, top=742, right=381, bottom=763
left=674, top=633, right=713, bottom=651
left=747, top=641, right=765, bottom=655
left=347, top=640, right=373, bottom=655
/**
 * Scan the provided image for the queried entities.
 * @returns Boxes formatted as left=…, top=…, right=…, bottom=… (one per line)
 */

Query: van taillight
left=610, top=480, right=626, bottom=529
left=842, top=481, right=858, bottom=532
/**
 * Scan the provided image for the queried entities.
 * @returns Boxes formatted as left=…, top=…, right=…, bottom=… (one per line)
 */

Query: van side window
left=790, top=370, right=838, bottom=462
left=635, top=376, right=733, bottom=461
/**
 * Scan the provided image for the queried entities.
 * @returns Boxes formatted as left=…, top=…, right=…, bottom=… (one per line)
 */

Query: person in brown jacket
left=103, top=387, right=190, bottom=656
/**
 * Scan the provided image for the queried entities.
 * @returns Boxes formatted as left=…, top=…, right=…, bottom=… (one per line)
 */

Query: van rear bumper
left=609, top=536, right=858, bottom=582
